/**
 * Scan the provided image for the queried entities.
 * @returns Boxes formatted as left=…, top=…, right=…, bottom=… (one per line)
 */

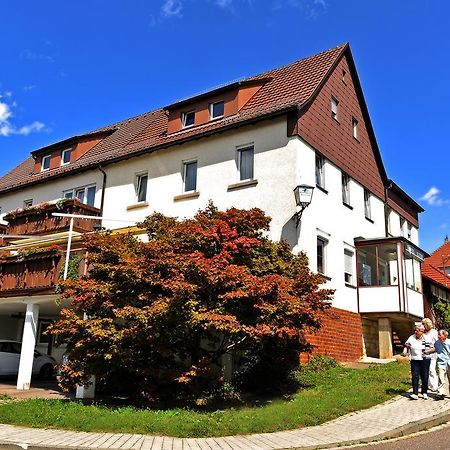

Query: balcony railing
left=0, top=247, right=63, bottom=296
left=3, top=199, right=101, bottom=236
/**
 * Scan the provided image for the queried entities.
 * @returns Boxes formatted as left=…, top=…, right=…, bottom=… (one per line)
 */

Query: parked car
left=0, top=340, right=56, bottom=378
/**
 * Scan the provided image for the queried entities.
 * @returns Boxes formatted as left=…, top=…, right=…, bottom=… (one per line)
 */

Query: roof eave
left=0, top=106, right=299, bottom=196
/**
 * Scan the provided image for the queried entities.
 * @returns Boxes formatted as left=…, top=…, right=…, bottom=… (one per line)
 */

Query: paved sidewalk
left=0, top=394, right=449, bottom=450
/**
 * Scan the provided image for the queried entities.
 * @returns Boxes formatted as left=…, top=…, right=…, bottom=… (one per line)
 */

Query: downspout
left=384, top=184, right=390, bottom=237
left=98, top=165, right=107, bottom=215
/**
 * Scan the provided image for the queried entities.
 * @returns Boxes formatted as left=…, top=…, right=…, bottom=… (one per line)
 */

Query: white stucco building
left=0, top=43, right=426, bottom=390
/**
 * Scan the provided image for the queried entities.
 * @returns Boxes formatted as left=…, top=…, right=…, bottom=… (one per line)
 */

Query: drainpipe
left=384, top=184, right=390, bottom=237
left=98, top=166, right=107, bottom=215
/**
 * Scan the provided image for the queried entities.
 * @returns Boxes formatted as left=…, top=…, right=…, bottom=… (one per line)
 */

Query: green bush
left=305, top=355, right=339, bottom=372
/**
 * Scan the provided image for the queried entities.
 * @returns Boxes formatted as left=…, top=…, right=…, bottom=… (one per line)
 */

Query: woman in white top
left=402, top=324, right=434, bottom=400
left=422, top=318, right=438, bottom=391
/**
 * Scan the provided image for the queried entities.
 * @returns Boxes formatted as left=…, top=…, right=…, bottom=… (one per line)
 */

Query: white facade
left=0, top=110, right=427, bottom=383
left=0, top=116, right=411, bottom=317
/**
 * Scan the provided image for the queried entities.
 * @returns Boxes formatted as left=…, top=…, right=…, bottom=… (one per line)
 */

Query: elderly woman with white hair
left=402, top=324, right=434, bottom=400
left=422, top=317, right=439, bottom=392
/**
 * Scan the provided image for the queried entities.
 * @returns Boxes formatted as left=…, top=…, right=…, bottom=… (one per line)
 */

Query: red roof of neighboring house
left=0, top=44, right=349, bottom=194
left=422, top=240, right=450, bottom=290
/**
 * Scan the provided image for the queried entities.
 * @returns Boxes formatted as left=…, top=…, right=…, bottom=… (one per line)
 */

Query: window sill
left=343, top=202, right=353, bottom=210
left=227, top=179, right=258, bottom=191
left=173, top=191, right=200, bottom=202
left=365, top=217, right=374, bottom=224
left=126, top=201, right=149, bottom=211
left=345, top=283, right=357, bottom=289
left=319, top=274, right=332, bottom=281
left=316, top=185, right=328, bottom=194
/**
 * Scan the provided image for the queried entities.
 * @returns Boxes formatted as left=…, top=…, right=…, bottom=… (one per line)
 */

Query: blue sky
left=0, top=0, right=449, bottom=253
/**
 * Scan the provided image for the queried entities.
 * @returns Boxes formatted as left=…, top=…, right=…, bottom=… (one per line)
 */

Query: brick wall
left=301, top=307, right=363, bottom=362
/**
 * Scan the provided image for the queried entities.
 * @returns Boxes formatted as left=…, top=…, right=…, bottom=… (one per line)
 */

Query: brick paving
left=0, top=394, right=449, bottom=449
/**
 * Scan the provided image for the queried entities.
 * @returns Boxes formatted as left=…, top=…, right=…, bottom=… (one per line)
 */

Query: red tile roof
left=422, top=241, right=450, bottom=289
left=0, top=44, right=348, bottom=194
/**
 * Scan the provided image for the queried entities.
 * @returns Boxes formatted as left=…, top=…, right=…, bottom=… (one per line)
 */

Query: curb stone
left=284, top=410, right=450, bottom=449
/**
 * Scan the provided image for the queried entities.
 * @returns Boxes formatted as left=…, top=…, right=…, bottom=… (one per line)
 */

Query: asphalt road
left=335, top=421, right=450, bottom=450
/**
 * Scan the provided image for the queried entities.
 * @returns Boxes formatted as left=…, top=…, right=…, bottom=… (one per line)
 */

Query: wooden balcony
left=0, top=247, right=63, bottom=296
left=3, top=199, right=101, bottom=236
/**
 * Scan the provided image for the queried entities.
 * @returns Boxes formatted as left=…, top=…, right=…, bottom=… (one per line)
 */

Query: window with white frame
left=41, top=155, right=51, bottom=171
left=344, top=248, right=354, bottom=285
left=352, top=117, right=359, bottom=140
left=342, top=172, right=351, bottom=205
left=315, top=153, right=325, bottom=189
left=210, top=101, right=224, bottom=119
left=331, top=97, right=339, bottom=120
left=183, top=161, right=197, bottom=192
left=364, top=189, right=371, bottom=220
left=181, top=111, right=195, bottom=128
left=135, top=173, right=148, bottom=202
left=237, top=145, right=254, bottom=181
left=64, top=184, right=96, bottom=206
left=386, top=208, right=393, bottom=236
left=317, top=237, right=327, bottom=275
left=61, top=148, right=72, bottom=165
left=407, top=222, right=412, bottom=240
left=400, top=217, right=406, bottom=236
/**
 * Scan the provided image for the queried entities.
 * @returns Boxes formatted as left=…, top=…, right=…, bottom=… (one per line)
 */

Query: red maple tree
left=51, top=203, right=332, bottom=399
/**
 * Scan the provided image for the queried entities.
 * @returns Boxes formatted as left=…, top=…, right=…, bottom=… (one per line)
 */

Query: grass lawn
left=0, top=361, right=410, bottom=438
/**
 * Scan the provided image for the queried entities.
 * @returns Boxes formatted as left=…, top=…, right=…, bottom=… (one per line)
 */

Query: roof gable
left=294, top=47, right=387, bottom=200
left=425, top=240, right=450, bottom=270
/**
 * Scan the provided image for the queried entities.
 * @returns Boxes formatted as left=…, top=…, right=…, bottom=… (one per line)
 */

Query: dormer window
left=61, top=148, right=72, bottom=166
left=41, top=155, right=51, bottom=172
left=182, top=111, right=195, bottom=128
left=210, top=101, right=224, bottom=119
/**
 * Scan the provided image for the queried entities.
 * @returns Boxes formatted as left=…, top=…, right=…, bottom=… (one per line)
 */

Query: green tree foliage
left=50, top=204, right=333, bottom=400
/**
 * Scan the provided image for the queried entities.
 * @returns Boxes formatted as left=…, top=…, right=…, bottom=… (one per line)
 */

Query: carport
left=0, top=295, right=69, bottom=389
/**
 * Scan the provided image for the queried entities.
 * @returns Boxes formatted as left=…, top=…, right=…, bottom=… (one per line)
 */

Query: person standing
left=422, top=318, right=439, bottom=392
left=433, top=329, right=450, bottom=399
left=402, top=324, right=432, bottom=400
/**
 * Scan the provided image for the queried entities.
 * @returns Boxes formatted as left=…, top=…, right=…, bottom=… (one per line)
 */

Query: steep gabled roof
left=0, top=44, right=348, bottom=194
left=425, top=240, right=450, bottom=270
left=422, top=261, right=450, bottom=290
left=422, top=240, right=450, bottom=290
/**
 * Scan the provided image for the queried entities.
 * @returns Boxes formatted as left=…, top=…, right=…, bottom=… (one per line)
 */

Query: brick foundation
left=301, top=307, right=363, bottom=363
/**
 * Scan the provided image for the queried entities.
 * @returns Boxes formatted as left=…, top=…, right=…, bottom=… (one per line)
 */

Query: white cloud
left=16, top=121, right=46, bottom=135
left=23, top=85, right=36, bottom=91
left=20, top=49, right=55, bottom=63
left=161, top=0, right=183, bottom=17
left=0, top=101, right=12, bottom=123
left=0, top=97, right=47, bottom=137
left=215, top=0, right=233, bottom=8
left=420, top=187, right=450, bottom=207
left=440, top=223, right=448, bottom=230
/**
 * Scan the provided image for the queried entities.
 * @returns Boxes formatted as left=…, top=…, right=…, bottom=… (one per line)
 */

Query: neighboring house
left=0, top=43, right=427, bottom=391
left=422, top=237, right=450, bottom=325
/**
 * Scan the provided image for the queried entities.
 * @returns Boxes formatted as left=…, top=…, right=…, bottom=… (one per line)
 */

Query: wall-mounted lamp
left=293, top=184, right=314, bottom=227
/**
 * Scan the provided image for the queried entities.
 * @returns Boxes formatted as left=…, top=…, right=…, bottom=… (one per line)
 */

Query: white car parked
left=0, top=340, right=56, bottom=378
